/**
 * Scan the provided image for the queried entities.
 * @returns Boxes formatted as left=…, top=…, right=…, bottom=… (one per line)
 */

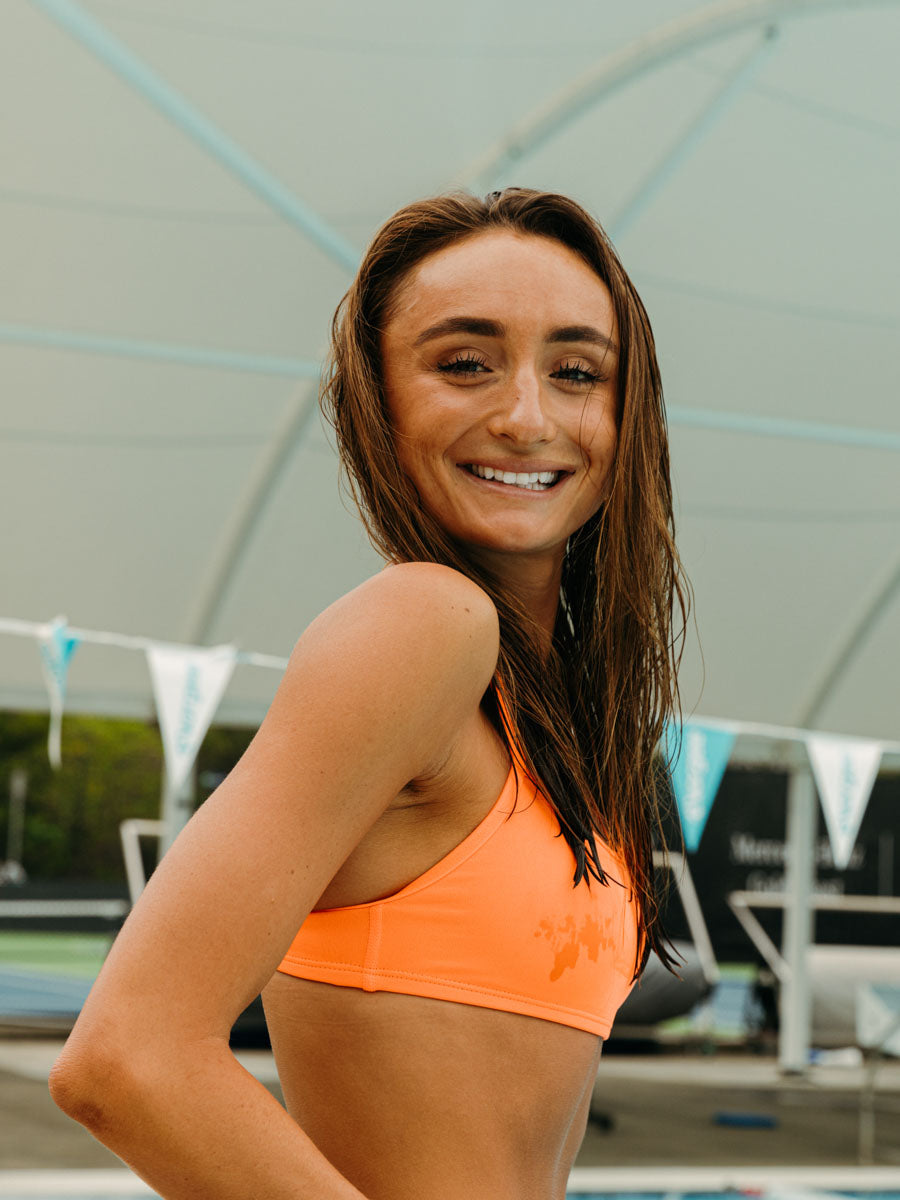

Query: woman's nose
left=486, top=370, right=556, bottom=446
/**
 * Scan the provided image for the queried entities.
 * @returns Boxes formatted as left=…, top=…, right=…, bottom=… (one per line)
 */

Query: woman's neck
left=469, top=548, right=563, bottom=659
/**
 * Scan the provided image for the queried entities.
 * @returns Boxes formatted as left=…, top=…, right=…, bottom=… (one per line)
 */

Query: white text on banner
left=147, top=644, right=238, bottom=799
left=666, top=722, right=736, bottom=852
left=805, top=734, right=883, bottom=869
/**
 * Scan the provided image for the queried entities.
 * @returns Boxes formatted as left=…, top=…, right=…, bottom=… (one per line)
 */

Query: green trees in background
left=0, top=713, right=254, bottom=883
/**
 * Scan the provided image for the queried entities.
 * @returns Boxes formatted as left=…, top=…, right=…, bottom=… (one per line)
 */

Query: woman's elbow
left=48, top=1058, right=105, bottom=1129
left=48, top=1036, right=135, bottom=1133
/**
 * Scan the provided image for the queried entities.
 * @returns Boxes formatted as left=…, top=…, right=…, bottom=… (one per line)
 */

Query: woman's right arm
left=49, top=563, right=499, bottom=1199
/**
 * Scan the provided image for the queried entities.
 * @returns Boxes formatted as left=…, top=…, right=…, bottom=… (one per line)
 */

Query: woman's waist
left=280, top=1098, right=571, bottom=1200
left=263, top=979, right=600, bottom=1197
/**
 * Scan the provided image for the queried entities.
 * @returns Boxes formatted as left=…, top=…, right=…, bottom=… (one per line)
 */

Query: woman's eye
left=436, top=354, right=489, bottom=376
left=552, top=360, right=607, bottom=386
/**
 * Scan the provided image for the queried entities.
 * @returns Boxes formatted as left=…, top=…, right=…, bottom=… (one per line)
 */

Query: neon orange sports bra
left=278, top=740, right=639, bottom=1038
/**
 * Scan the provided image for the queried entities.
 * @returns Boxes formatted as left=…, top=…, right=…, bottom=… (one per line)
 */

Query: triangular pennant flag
left=805, top=733, right=882, bottom=869
left=665, top=721, right=736, bottom=852
left=147, top=644, right=238, bottom=799
left=856, top=983, right=900, bottom=1056
left=36, top=616, right=81, bottom=768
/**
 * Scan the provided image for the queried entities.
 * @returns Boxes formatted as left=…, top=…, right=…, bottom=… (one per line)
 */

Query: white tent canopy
left=2, top=0, right=899, bottom=747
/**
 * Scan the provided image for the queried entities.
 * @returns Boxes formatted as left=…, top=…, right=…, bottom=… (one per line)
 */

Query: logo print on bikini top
left=534, top=914, right=615, bottom=982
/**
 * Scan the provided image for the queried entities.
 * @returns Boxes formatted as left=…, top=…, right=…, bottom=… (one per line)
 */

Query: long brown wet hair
left=322, top=188, right=690, bottom=975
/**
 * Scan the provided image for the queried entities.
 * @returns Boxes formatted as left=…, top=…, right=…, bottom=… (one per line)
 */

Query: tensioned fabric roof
left=2, top=0, right=898, bottom=749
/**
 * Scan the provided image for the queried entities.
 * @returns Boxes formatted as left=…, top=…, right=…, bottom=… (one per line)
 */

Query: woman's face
left=380, top=230, right=619, bottom=578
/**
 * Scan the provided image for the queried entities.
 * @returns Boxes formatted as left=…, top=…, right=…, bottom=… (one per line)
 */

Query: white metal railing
left=653, top=848, right=720, bottom=986
left=119, top=818, right=165, bottom=906
left=727, top=890, right=900, bottom=983
left=0, top=898, right=128, bottom=920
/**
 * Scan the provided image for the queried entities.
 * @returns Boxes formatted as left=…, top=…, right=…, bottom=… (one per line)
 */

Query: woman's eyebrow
left=413, top=316, right=503, bottom=346
left=413, top=316, right=618, bottom=356
left=547, top=325, right=618, bottom=355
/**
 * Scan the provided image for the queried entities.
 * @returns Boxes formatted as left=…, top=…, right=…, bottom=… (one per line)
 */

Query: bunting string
left=0, top=615, right=285, bottom=783
left=0, top=616, right=287, bottom=670
left=1, top=614, right=898, bottom=867
left=3, top=615, right=897, bottom=749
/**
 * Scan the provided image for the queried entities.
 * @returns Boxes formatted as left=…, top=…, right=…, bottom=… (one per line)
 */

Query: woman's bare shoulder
left=59, top=567, right=501, bottom=1063
left=297, top=562, right=499, bottom=692
left=330, top=561, right=496, bottom=621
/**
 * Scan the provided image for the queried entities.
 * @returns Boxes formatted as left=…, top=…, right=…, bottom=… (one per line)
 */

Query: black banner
left=663, top=768, right=899, bottom=960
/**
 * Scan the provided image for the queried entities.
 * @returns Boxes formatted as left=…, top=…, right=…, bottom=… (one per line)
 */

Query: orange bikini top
left=278, top=743, right=639, bottom=1038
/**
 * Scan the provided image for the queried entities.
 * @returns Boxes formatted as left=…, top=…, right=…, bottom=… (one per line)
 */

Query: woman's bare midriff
left=263, top=974, right=602, bottom=1200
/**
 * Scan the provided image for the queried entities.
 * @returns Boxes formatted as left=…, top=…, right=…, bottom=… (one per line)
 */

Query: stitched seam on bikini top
left=278, top=955, right=620, bottom=1024
left=363, top=906, right=383, bottom=990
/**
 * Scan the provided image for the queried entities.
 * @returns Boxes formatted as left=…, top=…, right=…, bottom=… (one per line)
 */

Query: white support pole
left=120, top=819, right=165, bottom=905
left=6, top=768, right=27, bottom=865
left=779, top=766, right=817, bottom=1073
left=158, top=766, right=195, bottom=860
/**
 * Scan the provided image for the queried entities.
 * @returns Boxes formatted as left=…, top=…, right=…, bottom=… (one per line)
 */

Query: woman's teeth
left=468, top=464, right=560, bottom=491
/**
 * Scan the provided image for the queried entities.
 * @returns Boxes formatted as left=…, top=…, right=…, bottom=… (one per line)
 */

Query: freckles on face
left=378, top=230, right=620, bottom=565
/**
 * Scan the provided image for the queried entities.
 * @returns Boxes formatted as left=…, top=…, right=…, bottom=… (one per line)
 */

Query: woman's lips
left=464, top=463, right=565, bottom=491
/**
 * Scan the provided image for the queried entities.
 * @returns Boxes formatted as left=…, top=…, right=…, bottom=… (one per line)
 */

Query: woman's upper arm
left=70, top=564, right=498, bottom=1049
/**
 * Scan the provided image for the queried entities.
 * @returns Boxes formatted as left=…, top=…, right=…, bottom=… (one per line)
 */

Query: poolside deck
left=1, top=1038, right=898, bottom=1174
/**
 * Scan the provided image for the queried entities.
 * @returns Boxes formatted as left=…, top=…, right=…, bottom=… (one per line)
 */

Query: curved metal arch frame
left=31, top=0, right=900, bottom=697
left=794, top=552, right=900, bottom=729
left=607, top=24, right=781, bottom=240
left=459, top=0, right=900, bottom=191
left=457, top=0, right=900, bottom=729
left=27, top=0, right=350, bottom=650
left=181, top=0, right=900, bottom=681
left=180, top=378, right=322, bottom=646
left=31, top=0, right=359, bottom=271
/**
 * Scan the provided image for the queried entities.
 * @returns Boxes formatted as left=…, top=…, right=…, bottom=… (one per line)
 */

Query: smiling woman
left=49, top=189, right=690, bottom=1200
left=381, top=231, right=619, bottom=578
